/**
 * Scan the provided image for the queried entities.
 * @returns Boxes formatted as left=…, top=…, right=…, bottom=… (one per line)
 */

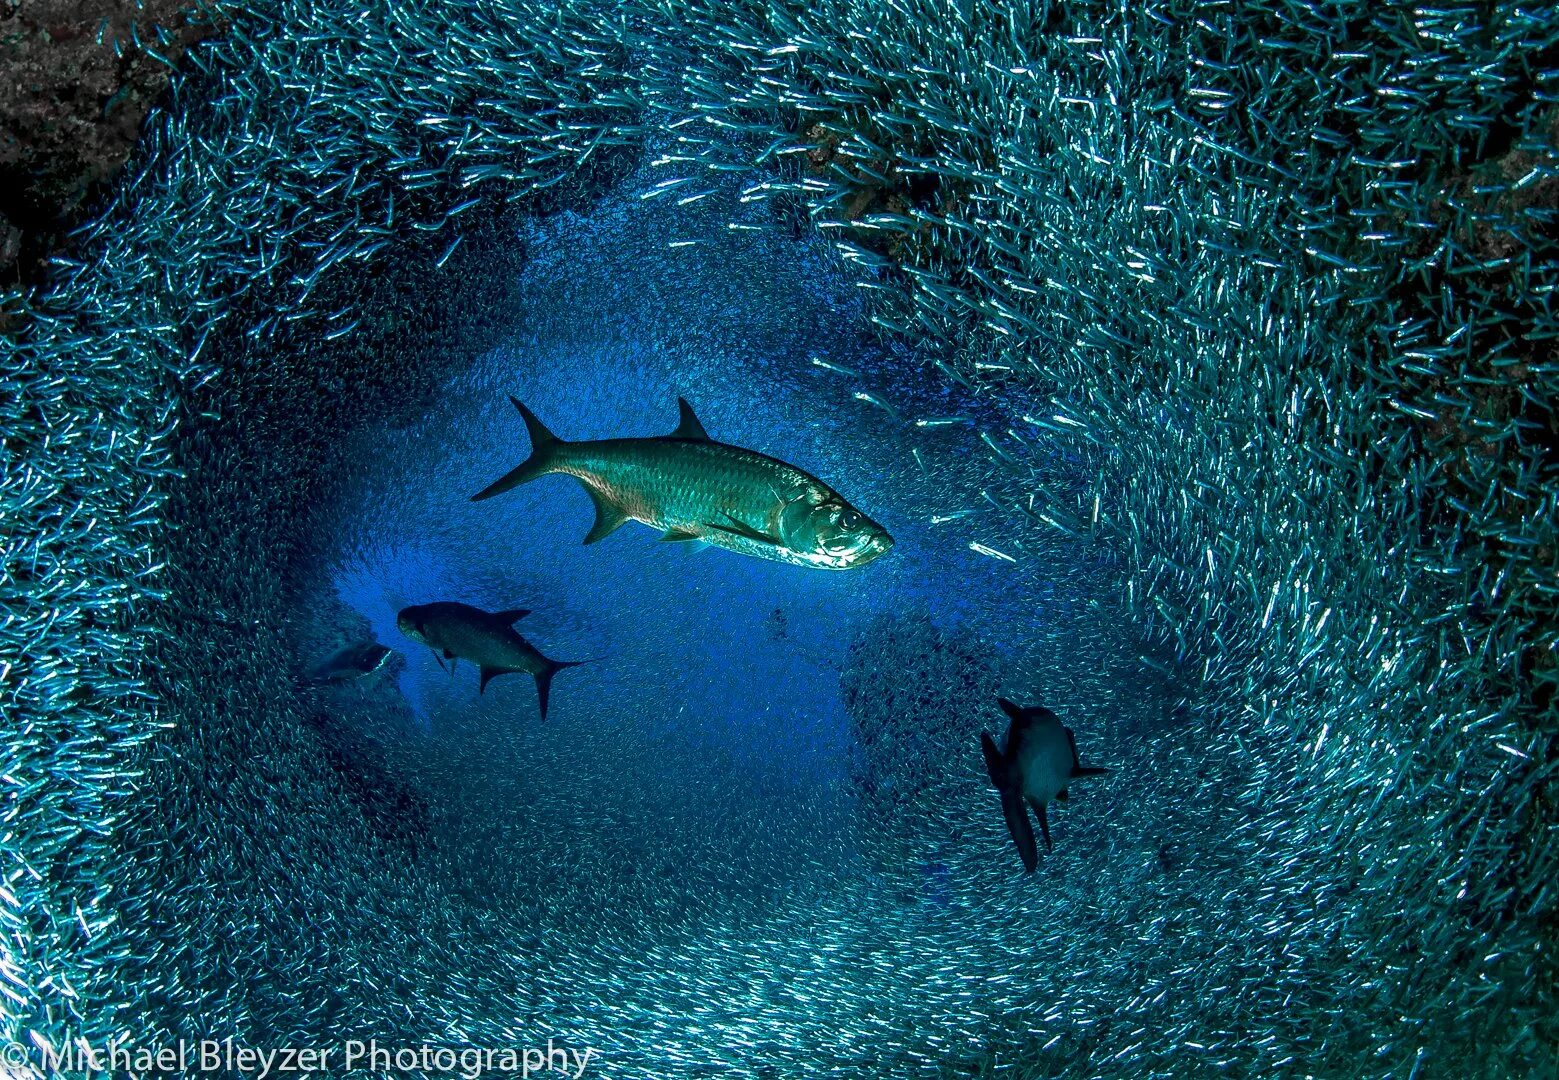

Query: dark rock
left=0, top=0, right=221, bottom=285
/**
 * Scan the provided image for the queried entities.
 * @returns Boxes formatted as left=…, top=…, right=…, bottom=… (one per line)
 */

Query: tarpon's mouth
left=824, top=529, right=893, bottom=569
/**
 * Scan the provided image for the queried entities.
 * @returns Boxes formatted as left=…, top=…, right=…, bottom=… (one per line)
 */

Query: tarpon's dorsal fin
left=494, top=608, right=530, bottom=624
left=479, top=665, right=506, bottom=694
left=705, top=511, right=782, bottom=547
left=582, top=487, right=630, bottom=545
left=670, top=397, right=710, bottom=441
left=660, top=528, right=700, bottom=542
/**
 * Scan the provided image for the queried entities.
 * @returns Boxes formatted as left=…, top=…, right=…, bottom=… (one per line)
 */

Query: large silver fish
left=471, top=397, right=893, bottom=570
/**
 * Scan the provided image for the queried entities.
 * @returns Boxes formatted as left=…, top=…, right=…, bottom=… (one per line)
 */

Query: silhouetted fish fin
left=479, top=665, right=509, bottom=694
left=660, top=528, right=700, bottom=542
left=1027, top=796, right=1053, bottom=854
left=996, top=697, right=1026, bottom=725
left=705, top=511, right=781, bottom=547
left=1056, top=789, right=1069, bottom=801
left=583, top=487, right=630, bottom=545
left=494, top=609, right=530, bottom=624
left=1001, top=790, right=1038, bottom=873
left=471, top=398, right=564, bottom=502
left=670, top=397, right=710, bottom=440
left=980, top=731, right=1007, bottom=789
left=1066, top=727, right=1109, bottom=778
left=533, top=657, right=589, bottom=720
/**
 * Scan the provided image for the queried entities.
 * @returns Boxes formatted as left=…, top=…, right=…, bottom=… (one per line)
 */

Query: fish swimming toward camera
left=471, top=397, right=893, bottom=570
left=308, top=640, right=394, bottom=683
left=981, top=698, right=1110, bottom=872
left=396, top=602, right=586, bottom=719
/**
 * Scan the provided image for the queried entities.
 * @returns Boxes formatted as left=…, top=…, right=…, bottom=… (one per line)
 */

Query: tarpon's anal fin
left=1028, top=796, right=1053, bottom=854
left=705, top=511, right=782, bottom=547
left=494, top=609, right=530, bottom=624
left=1001, top=790, right=1039, bottom=873
left=660, top=528, right=700, bottom=542
left=583, top=487, right=630, bottom=545
left=671, top=397, right=711, bottom=441
left=479, top=666, right=499, bottom=694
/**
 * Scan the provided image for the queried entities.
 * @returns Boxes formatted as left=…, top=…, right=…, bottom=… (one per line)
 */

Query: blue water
left=284, top=164, right=1157, bottom=1068
left=314, top=169, right=1089, bottom=777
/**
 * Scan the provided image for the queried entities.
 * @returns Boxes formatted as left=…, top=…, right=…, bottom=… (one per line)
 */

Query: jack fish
left=471, top=397, right=893, bottom=570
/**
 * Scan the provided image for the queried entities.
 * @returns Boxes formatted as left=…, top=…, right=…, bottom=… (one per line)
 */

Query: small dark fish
left=396, top=602, right=586, bottom=719
left=980, top=698, right=1110, bottom=872
left=308, top=641, right=393, bottom=683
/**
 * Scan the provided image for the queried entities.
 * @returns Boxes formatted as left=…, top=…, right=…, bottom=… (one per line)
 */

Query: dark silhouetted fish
left=308, top=640, right=393, bottom=683
left=396, top=602, right=585, bottom=719
left=981, top=698, right=1110, bottom=872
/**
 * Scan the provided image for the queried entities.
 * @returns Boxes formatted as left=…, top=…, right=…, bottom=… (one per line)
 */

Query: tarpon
left=981, top=698, right=1110, bottom=872
left=308, top=640, right=394, bottom=683
left=471, top=397, right=893, bottom=570
left=396, top=602, right=586, bottom=719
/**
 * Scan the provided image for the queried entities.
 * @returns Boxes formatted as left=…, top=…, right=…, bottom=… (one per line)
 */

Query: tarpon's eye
left=840, top=511, right=860, bottom=530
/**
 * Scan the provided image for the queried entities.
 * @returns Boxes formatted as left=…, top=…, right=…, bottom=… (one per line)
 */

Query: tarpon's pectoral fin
left=705, top=511, right=782, bottom=547
left=660, top=528, right=701, bottom=542
left=494, top=609, right=530, bottom=624
left=431, top=648, right=447, bottom=671
left=1027, top=797, right=1053, bottom=854
left=997, top=697, right=1026, bottom=725
left=1001, top=790, right=1039, bottom=873
left=583, top=487, right=631, bottom=545
left=1055, top=788, right=1069, bottom=801
left=670, top=397, right=711, bottom=441
left=979, top=731, right=1006, bottom=789
left=1073, top=766, right=1110, bottom=779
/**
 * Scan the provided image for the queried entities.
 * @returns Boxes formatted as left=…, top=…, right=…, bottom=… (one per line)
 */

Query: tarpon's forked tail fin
left=471, top=397, right=564, bottom=502
left=533, top=657, right=593, bottom=721
left=981, top=730, right=1039, bottom=873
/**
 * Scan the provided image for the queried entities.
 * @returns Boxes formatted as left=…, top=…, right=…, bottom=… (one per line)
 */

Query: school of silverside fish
left=0, top=0, right=1554, bottom=1074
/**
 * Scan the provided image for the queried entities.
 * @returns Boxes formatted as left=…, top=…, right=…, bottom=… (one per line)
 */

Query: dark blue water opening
left=296, top=163, right=1094, bottom=916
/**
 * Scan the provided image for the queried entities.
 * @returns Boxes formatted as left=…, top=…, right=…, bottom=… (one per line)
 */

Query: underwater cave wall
left=0, top=0, right=1554, bottom=1074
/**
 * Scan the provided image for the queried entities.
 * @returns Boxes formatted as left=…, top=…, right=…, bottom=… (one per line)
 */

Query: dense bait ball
left=0, top=0, right=1553, bottom=1076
